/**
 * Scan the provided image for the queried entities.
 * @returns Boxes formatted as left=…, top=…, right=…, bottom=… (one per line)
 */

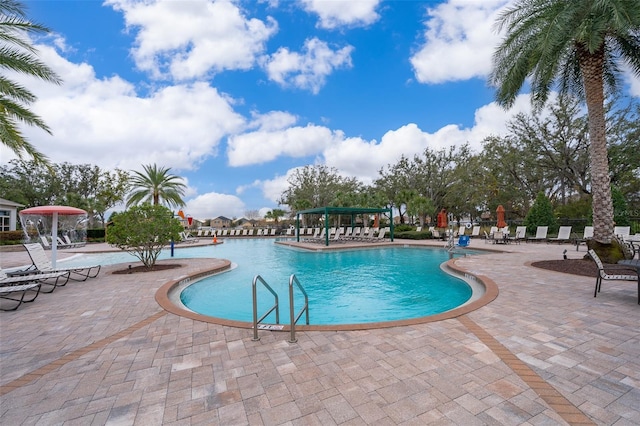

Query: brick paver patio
left=0, top=238, right=638, bottom=425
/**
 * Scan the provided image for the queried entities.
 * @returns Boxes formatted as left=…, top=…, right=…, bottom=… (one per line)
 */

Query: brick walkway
left=0, top=240, right=638, bottom=425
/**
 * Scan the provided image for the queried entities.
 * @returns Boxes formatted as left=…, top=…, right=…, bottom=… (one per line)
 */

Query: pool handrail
left=251, top=275, right=280, bottom=341
left=288, top=274, right=309, bottom=343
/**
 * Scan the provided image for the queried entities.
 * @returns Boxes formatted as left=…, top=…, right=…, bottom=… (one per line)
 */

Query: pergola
left=295, top=206, right=394, bottom=246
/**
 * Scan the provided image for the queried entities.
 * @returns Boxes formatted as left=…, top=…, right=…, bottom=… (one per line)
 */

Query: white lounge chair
left=511, top=226, right=527, bottom=244
left=2, top=266, right=70, bottom=295
left=527, top=226, right=548, bottom=243
left=22, top=243, right=101, bottom=282
left=548, top=226, right=572, bottom=243
left=471, top=226, right=481, bottom=237
left=178, top=231, right=198, bottom=244
left=614, top=226, right=631, bottom=240
left=63, top=235, right=85, bottom=248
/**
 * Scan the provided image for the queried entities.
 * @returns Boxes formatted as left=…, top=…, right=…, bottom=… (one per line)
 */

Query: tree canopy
left=0, top=0, right=62, bottom=164
left=490, top=0, right=640, bottom=243
left=126, top=164, right=187, bottom=209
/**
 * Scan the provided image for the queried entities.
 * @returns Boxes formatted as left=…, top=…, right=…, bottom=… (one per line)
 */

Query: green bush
left=106, top=204, right=182, bottom=269
left=525, top=192, right=558, bottom=234
left=394, top=224, right=414, bottom=232
left=0, top=230, right=25, bottom=245
left=394, top=230, right=432, bottom=240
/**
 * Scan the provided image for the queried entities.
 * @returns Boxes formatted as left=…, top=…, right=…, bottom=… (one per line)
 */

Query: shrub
left=0, top=230, right=24, bottom=245
left=394, top=224, right=414, bottom=232
left=525, top=192, right=558, bottom=235
left=106, top=204, right=182, bottom=269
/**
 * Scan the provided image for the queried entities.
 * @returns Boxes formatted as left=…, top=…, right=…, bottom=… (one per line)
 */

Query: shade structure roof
left=296, top=206, right=391, bottom=215
left=20, top=206, right=87, bottom=215
left=294, top=206, right=394, bottom=246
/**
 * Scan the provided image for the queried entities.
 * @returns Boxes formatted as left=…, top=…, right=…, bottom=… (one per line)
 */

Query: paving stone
left=1, top=242, right=637, bottom=424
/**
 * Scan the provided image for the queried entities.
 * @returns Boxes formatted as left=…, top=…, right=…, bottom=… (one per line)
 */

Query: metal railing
left=252, top=275, right=279, bottom=341
left=288, top=274, right=309, bottom=343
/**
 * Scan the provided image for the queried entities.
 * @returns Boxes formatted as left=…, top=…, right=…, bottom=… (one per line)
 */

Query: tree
left=0, top=0, right=62, bottom=164
left=0, top=160, right=130, bottom=227
left=490, top=0, right=640, bottom=245
left=105, top=204, right=182, bottom=270
left=406, top=194, right=434, bottom=227
left=265, top=208, right=286, bottom=224
left=524, top=192, right=558, bottom=235
left=279, top=165, right=361, bottom=212
left=126, top=164, right=186, bottom=209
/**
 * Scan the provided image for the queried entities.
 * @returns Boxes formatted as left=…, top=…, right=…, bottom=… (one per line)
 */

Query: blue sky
left=5, top=0, right=639, bottom=220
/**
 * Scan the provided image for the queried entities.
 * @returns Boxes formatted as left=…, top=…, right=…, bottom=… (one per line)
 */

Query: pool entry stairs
left=251, top=274, right=309, bottom=343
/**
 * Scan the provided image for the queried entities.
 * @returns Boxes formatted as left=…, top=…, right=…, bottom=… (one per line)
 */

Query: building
left=0, top=198, right=24, bottom=231
left=210, top=216, right=232, bottom=228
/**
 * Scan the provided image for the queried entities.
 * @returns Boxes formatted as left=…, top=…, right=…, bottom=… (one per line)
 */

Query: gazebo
left=295, top=206, right=394, bottom=246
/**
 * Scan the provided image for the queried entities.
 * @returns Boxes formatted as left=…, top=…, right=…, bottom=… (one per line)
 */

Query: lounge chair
left=526, top=226, right=548, bottom=243
left=548, top=226, right=572, bottom=243
left=509, top=226, right=527, bottom=244
left=492, top=231, right=507, bottom=244
left=361, top=228, right=377, bottom=241
left=22, top=243, right=101, bottom=282
left=55, top=237, right=73, bottom=248
left=63, top=235, right=85, bottom=248
left=471, top=226, right=481, bottom=237
left=39, top=235, right=52, bottom=249
left=614, top=226, right=631, bottom=241
left=588, top=249, right=639, bottom=304
left=2, top=266, right=70, bottom=294
left=0, top=282, right=41, bottom=311
left=575, top=226, right=593, bottom=251
left=374, top=228, right=387, bottom=242
left=178, top=231, right=198, bottom=244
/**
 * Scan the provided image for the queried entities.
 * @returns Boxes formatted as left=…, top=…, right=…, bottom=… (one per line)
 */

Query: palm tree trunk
left=579, top=47, right=614, bottom=244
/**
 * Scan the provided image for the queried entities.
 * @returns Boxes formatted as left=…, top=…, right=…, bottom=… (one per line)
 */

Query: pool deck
left=0, top=238, right=638, bottom=425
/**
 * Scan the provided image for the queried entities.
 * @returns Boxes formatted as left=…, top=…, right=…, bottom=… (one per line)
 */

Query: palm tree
left=0, top=0, right=62, bottom=164
left=126, top=164, right=187, bottom=209
left=490, top=0, right=640, bottom=245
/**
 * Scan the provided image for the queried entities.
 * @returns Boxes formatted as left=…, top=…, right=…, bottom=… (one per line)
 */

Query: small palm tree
left=490, top=0, right=640, bottom=245
left=126, top=164, right=187, bottom=209
left=0, top=0, right=62, bottom=164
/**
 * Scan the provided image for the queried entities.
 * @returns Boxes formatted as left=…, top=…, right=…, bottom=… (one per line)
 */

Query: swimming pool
left=59, top=239, right=480, bottom=326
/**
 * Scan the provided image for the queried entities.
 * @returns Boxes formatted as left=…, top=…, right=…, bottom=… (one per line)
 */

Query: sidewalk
left=0, top=240, right=638, bottom=425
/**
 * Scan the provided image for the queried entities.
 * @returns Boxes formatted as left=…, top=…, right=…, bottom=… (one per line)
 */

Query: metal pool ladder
left=252, top=275, right=279, bottom=341
left=251, top=274, right=309, bottom=343
left=288, top=274, right=309, bottom=343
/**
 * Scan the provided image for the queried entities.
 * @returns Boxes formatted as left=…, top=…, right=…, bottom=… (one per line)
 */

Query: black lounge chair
left=588, top=249, right=639, bottom=304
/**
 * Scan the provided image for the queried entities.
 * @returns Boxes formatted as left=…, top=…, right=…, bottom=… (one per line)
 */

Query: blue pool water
left=59, top=239, right=475, bottom=326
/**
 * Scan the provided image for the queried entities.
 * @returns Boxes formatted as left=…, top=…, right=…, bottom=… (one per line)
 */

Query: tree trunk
left=579, top=48, right=614, bottom=244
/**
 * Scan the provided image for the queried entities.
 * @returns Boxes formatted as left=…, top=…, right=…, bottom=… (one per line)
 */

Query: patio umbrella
left=19, top=206, right=88, bottom=268
left=496, top=205, right=507, bottom=228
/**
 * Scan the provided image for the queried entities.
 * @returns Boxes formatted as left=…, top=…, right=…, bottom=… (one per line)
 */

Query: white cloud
left=622, top=64, right=640, bottom=98
left=263, top=37, right=353, bottom=93
left=247, top=110, right=298, bottom=132
left=300, top=0, right=381, bottom=29
left=106, top=0, right=277, bottom=80
left=185, top=192, right=246, bottom=220
left=260, top=173, right=290, bottom=204
left=227, top=124, right=338, bottom=166
left=14, top=43, right=245, bottom=171
left=257, top=93, right=533, bottom=197
left=410, top=0, right=509, bottom=84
